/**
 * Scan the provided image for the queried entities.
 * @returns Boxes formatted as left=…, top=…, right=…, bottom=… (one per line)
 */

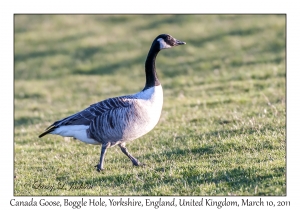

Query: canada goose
left=39, top=34, right=186, bottom=171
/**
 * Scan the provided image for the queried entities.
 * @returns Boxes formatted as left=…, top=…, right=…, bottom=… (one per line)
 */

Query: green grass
left=14, top=14, right=286, bottom=196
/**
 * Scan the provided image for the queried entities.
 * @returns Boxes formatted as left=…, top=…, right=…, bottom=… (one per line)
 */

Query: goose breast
left=87, top=85, right=163, bottom=146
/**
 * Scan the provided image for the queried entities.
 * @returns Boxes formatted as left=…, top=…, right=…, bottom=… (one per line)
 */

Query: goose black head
left=153, top=34, right=186, bottom=50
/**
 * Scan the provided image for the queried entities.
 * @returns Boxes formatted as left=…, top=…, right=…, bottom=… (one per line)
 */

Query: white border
left=2, top=0, right=299, bottom=209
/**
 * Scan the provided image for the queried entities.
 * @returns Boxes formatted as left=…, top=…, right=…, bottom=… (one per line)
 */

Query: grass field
left=14, top=14, right=286, bottom=196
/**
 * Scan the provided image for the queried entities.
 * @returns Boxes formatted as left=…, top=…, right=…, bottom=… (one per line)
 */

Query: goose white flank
left=39, top=34, right=186, bottom=172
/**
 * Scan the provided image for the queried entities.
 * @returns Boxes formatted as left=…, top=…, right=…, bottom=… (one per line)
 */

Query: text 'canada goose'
left=39, top=34, right=186, bottom=172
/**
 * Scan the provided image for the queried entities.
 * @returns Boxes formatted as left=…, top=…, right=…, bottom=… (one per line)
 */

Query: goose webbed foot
left=131, top=158, right=145, bottom=167
left=132, top=159, right=142, bottom=166
left=94, top=164, right=104, bottom=172
left=119, top=143, right=144, bottom=167
left=133, top=161, right=146, bottom=167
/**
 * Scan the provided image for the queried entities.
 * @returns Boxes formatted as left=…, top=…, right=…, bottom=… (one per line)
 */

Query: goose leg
left=119, top=143, right=144, bottom=166
left=95, top=142, right=110, bottom=172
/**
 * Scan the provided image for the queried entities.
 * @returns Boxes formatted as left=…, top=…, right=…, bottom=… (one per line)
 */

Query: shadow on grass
left=151, top=165, right=285, bottom=195
left=228, top=56, right=284, bottom=69
left=63, top=165, right=285, bottom=195
left=73, top=54, right=145, bottom=75
left=186, top=98, right=234, bottom=109
left=186, top=26, right=264, bottom=48
left=14, top=116, right=41, bottom=127
left=15, top=33, right=95, bottom=63
left=145, top=126, right=282, bottom=160
left=14, top=49, right=66, bottom=64
left=161, top=52, right=284, bottom=79
left=72, top=46, right=101, bottom=62
left=14, top=92, right=45, bottom=100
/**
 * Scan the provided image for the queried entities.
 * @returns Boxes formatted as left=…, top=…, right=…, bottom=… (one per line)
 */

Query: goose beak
left=175, top=39, right=186, bottom=46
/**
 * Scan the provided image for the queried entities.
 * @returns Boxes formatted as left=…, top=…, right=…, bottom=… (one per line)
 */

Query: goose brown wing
left=39, top=96, right=134, bottom=138
left=57, top=96, right=133, bottom=126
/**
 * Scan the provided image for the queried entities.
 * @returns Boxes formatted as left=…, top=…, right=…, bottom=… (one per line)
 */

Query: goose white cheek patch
left=157, top=38, right=172, bottom=49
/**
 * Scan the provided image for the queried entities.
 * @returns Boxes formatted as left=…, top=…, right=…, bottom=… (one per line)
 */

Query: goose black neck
left=143, top=44, right=161, bottom=90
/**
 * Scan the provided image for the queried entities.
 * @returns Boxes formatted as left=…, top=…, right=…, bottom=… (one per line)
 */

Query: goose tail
left=38, top=125, right=57, bottom=138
